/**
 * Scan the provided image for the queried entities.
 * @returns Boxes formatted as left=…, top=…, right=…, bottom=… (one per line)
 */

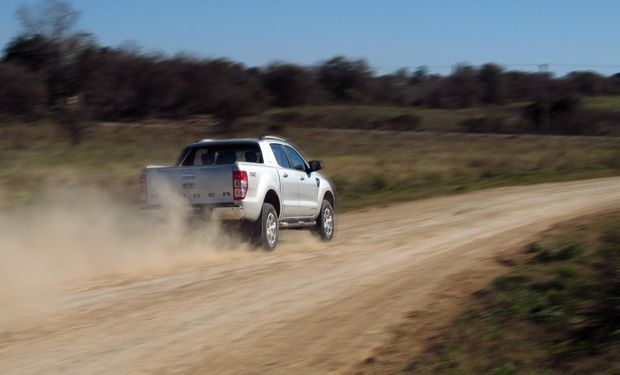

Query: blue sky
left=1, top=0, right=619, bottom=76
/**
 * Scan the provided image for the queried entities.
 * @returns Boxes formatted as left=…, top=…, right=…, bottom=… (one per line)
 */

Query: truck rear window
left=179, top=143, right=263, bottom=166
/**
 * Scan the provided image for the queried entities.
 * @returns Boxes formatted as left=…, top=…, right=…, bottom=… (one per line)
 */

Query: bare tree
left=14, top=1, right=93, bottom=144
left=16, top=0, right=80, bottom=40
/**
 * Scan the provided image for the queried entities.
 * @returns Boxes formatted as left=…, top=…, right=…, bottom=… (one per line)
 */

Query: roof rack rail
left=196, top=138, right=214, bottom=143
left=260, top=135, right=287, bottom=142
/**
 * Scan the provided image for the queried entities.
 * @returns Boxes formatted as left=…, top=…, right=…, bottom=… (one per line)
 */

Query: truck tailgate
left=145, top=165, right=235, bottom=205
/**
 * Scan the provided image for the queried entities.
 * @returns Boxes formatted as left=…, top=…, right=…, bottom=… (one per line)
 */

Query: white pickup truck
left=141, top=136, right=335, bottom=250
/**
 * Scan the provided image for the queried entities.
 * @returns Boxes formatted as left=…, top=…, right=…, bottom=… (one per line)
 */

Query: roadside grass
left=286, top=130, right=620, bottom=209
left=386, top=211, right=620, bottom=375
left=0, top=122, right=619, bottom=209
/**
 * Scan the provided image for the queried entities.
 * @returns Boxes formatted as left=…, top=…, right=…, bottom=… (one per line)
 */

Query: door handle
left=283, top=173, right=289, bottom=178
left=300, top=176, right=305, bottom=181
left=181, top=174, right=196, bottom=179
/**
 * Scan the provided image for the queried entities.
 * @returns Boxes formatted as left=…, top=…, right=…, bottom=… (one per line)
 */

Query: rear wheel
left=253, top=202, right=279, bottom=250
left=314, top=199, right=335, bottom=241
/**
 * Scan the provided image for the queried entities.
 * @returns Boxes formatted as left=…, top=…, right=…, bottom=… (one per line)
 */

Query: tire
left=314, top=199, right=335, bottom=241
left=253, top=202, right=279, bottom=251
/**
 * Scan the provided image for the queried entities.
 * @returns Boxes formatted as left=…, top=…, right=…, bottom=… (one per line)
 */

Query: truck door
left=284, top=145, right=319, bottom=218
left=270, top=144, right=301, bottom=218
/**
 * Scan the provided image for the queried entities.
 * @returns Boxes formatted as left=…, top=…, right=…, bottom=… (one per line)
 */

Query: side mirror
left=308, top=160, right=323, bottom=172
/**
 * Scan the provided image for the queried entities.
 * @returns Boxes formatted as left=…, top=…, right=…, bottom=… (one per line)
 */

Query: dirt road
left=2, top=178, right=620, bottom=374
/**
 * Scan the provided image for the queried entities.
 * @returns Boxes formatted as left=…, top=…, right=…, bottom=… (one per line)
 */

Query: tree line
left=2, top=1, right=620, bottom=127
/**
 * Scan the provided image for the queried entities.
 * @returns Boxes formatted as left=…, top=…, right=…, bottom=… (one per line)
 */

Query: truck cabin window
left=284, top=146, right=307, bottom=171
left=180, top=144, right=263, bottom=166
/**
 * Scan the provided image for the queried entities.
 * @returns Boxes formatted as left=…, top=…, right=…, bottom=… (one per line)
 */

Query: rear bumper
left=140, top=204, right=250, bottom=221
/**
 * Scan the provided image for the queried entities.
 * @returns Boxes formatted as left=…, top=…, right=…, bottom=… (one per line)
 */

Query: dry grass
left=0, top=121, right=619, bottom=209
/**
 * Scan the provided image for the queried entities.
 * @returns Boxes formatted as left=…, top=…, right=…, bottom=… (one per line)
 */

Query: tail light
left=232, top=170, right=248, bottom=200
left=140, top=175, right=147, bottom=202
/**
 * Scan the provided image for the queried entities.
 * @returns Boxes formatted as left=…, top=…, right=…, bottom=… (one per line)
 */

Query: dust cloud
left=0, top=186, right=253, bottom=326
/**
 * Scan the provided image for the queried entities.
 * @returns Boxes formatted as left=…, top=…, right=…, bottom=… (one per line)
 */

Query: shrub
left=492, top=274, right=530, bottom=291
left=534, top=243, right=583, bottom=263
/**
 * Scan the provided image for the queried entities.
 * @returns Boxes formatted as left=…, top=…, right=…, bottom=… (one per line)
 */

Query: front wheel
left=253, top=202, right=279, bottom=251
left=314, top=200, right=335, bottom=241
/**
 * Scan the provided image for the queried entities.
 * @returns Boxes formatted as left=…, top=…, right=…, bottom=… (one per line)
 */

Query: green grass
left=0, top=122, right=619, bottom=209
left=397, top=211, right=620, bottom=374
left=252, top=104, right=519, bottom=132
left=582, top=96, right=620, bottom=111
left=250, top=97, right=620, bottom=136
